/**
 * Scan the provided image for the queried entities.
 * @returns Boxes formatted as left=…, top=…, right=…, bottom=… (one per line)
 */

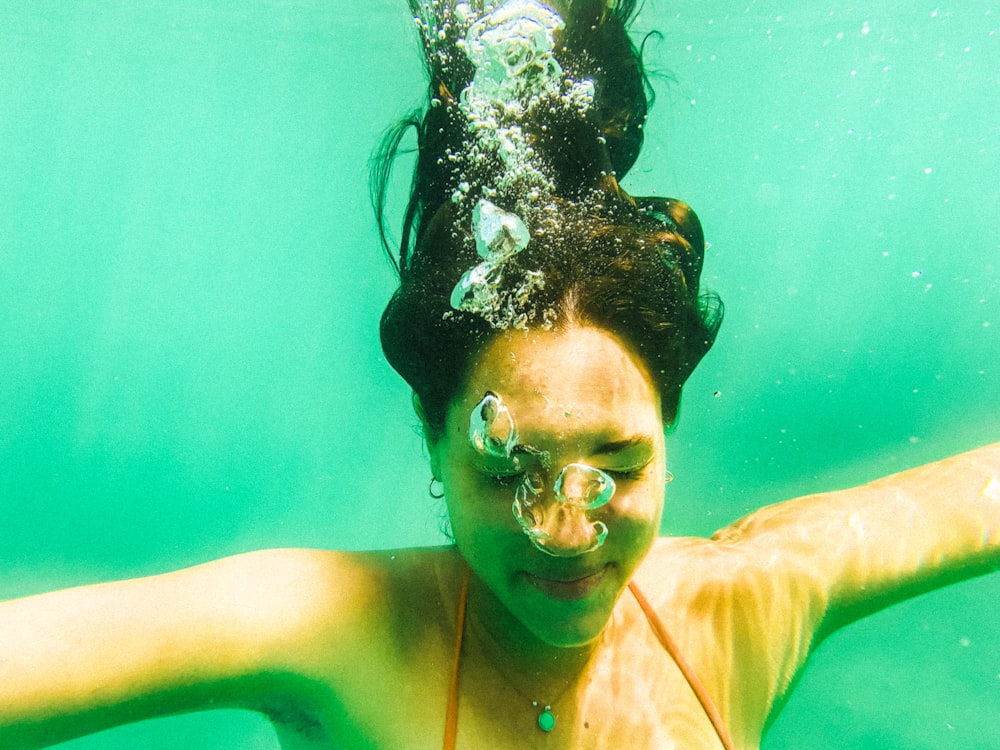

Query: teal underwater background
left=1, top=1, right=998, bottom=747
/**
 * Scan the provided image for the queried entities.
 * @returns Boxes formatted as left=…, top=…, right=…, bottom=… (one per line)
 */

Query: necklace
left=531, top=700, right=557, bottom=732
left=446, top=568, right=736, bottom=750
left=483, top=641, right=577, bottom=733
left=496, top=669, right=576, bottom=733
left=466, top=594, right=588, bottom=734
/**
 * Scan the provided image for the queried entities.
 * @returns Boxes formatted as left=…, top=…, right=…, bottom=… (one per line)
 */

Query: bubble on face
left=468, top=390, right=615, bottom=557
left=553, top=463, right=616, bottom=510
left=513, top=489, right=610, bottom=557
left=469, top=390, right=519, bottom=460
left=515, top=462, right=614, bottom=557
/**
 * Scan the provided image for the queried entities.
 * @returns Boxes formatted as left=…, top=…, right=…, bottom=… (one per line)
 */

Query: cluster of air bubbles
left=412, top=0, right=476, bottom=75
left=456, top=0, right=595, bottom=212
left=416, top=1, right=597, bottom=330
left=417, top=1, right=595, bottom=215
left=450, top=199, right=548, bottom=330
left=451, top=257, right=548, bottom=330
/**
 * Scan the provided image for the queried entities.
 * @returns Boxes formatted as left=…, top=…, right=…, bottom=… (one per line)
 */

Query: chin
left=531, top=609, right=612, bottom=648
left=543, top=626, right=607, bottom=649
left=519, top=591, right=619, bottom=648
left=514, top=561, right=632, bottom=644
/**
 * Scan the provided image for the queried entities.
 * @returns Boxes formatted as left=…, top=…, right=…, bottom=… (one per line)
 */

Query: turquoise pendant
left=536, top=706, right=555, bottom=732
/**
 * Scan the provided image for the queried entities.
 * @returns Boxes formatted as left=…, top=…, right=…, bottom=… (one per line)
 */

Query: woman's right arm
left=0, top=548, right=363, bottom=748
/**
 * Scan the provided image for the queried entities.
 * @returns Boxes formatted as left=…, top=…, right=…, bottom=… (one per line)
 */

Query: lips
left=524, top=563, right=611, bottom=602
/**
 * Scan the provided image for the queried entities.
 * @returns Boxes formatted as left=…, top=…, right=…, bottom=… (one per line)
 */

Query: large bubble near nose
left=554, top=463, right=616, bottom=510
left=514, top=463, right=614, bottom=557
left=513, top=491, right=609, bottom=558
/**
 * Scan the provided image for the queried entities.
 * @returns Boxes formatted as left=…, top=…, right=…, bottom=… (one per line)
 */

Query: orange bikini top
left=442, top=569, right=736, bottom=749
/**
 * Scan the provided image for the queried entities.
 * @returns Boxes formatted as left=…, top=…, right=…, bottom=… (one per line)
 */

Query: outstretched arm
left=0, top=549, right=358, bottom=748
left=715, top=442, right=1000, bottom=634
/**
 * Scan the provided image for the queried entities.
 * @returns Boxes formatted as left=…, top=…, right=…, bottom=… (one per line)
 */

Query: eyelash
left=608, top=468, right=645, bottom=481
left=489, top=473, right=524, bottom=488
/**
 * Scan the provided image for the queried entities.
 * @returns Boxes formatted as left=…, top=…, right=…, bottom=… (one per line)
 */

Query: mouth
left=524, top=563, right=611, bottom=602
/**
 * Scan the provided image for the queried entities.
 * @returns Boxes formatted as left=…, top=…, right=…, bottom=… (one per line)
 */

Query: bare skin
left=1, top=326, right=998, bottom=749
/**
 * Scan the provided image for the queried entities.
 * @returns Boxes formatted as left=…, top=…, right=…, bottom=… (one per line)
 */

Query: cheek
left=443, top=472, right=518, bottom=542
left=607, top=477, right=665, bottom=537
left=445, top=492, right=529, bottom=581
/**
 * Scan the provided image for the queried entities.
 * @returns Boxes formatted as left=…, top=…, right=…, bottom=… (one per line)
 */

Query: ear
left=413, top=393, right=443, bottom=479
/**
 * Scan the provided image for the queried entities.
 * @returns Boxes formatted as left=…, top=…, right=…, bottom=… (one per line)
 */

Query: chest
left=459, top=615, right=736, bottom=750
left=279, top=608, right=740, bottom=750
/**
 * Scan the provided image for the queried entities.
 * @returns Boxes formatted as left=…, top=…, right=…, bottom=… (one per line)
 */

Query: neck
left=464, top=570, right=606, bottom=702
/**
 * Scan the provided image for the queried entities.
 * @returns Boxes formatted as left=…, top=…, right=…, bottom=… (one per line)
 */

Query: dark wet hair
left=372, top=0, right=722, bottom=441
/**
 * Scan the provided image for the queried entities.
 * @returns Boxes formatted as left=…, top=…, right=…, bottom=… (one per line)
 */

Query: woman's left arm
left=715, top=442, right=1000, bottom=631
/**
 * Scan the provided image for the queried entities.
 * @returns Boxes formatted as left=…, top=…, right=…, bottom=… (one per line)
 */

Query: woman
left=1, top=1, right=997, bottom=748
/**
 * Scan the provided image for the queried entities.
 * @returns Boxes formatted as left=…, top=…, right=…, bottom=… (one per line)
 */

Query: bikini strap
left=443, top=565, right=470, bottom=750
left=443, top=572, right=733, bottom=750
left=628, top=580, right=737, bottom=750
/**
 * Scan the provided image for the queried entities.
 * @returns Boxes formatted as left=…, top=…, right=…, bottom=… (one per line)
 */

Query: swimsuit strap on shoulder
left=628, top=580, right=737, bottom=750
left=443, top=565, right=470, bottom=750
left=442, top=572, right=734, bottom=750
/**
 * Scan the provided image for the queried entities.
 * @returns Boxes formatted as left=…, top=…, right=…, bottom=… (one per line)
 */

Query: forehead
left=452, top=326, right=661, bottom=442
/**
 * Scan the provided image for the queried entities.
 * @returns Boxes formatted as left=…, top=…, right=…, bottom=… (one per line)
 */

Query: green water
left=1, top=1, right=997, bottom=748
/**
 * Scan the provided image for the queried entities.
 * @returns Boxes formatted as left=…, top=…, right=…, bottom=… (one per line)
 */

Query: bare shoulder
left=633, top=535, right=731, bottom=594
left=633, top=532, right=829, bottom=660
left=176, top=546, right=459, bottom=664
left=135, top=548, right=375, bottom=646
left=632, top=536, right=825, bottom=740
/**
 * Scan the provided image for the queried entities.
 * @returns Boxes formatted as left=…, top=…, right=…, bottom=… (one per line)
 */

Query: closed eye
left=489, top=472, right=524, bottom=487
left=602, top=457, right=654, bottom=482
left=607, top=468, right=645, bottom=481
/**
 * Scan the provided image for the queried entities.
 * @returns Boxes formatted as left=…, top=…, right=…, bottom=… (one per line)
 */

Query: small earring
left=429, top=478, right=445, bottom=499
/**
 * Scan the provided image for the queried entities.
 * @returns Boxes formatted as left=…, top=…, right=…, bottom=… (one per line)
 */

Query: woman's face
left=430, top=325, right=666, bottom=647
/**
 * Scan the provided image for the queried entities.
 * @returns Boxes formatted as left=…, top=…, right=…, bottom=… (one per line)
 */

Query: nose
left=536, top=502, right=608, bottom=557
left=514, top=496, right=608, bottom=557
